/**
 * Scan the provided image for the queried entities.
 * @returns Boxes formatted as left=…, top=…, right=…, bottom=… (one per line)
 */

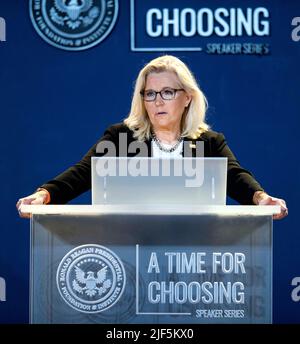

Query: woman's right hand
left=16, top=189, right=50, bottom=218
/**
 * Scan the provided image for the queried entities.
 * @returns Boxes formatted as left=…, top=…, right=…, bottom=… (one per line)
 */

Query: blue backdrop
left=0, top=0, right=299, bottom=323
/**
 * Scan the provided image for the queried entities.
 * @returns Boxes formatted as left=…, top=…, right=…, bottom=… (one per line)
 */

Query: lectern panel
left=30, top=213, right=272, bottom=324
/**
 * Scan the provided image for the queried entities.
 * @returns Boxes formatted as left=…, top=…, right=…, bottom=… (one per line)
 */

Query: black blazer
left=41, top=123, right=263, bottom=205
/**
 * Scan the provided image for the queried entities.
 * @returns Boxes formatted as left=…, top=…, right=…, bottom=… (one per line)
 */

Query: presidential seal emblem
left=56, top=244, right=126, bottom=313
left=29, top=0, right=119, bottom=51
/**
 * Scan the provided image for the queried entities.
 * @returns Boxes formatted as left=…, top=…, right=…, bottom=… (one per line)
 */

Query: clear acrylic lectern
left=23, top=158, right=279, bottom=324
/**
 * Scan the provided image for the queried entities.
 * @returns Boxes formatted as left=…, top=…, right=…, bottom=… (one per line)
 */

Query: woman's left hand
left=253, top=191, right=288, bottom=220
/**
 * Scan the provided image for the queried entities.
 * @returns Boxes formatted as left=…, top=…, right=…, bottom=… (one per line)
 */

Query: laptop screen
left=91, top=157, right=227, bottom=205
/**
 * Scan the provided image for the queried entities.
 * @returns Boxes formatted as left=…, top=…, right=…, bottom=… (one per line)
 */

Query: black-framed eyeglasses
left=140, top=87, right=185, bottom=102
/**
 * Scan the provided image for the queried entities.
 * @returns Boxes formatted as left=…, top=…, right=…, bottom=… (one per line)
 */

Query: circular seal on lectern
left=29, top=0, right=119, bottom=51
left=56, top=244, right=126, bottom=313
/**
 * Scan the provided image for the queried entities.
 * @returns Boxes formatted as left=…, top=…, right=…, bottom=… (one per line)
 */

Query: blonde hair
left=124, top=55, right=209, bottom=141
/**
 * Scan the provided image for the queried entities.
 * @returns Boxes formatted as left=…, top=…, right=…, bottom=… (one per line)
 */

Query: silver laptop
left=91, top=157, right=227, bottom=205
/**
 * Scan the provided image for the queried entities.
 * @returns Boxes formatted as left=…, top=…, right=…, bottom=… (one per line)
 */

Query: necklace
left=151, top=131, right=183, bottom=153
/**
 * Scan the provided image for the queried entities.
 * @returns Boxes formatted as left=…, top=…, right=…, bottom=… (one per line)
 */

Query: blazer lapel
left=145, top=139, right=152, bottom=157
left=182, top=138, right=197, bottom=157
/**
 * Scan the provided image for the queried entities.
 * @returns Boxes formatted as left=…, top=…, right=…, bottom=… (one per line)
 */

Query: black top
left=40, top=123, right=264, bottom=205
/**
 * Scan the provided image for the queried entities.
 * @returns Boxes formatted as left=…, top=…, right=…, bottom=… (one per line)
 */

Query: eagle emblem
left=50, top=0, right=100, bottom=29
left=72, top=265, right=112, bottom=297
left=56, top=244, right=125, bottom=313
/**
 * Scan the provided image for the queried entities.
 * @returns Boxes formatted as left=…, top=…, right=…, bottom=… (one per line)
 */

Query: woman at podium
left=16, top=55, right=288, bottom=219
